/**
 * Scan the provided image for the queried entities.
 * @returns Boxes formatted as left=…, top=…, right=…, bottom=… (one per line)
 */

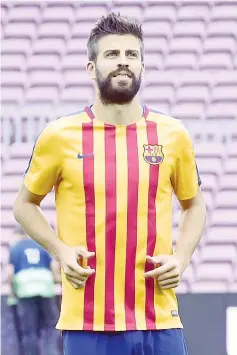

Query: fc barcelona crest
left=143, top=144, right=164, bottom=165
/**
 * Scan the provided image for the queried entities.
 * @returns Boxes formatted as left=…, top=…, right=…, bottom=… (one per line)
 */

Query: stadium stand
left=1, top=1, right=237, bottom=297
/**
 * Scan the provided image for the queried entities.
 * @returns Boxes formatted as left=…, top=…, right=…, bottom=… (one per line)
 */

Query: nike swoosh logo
left=77, top=153, right=94, bottom=159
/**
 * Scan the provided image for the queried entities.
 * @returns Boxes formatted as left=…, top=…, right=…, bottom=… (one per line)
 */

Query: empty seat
left=195, top=142, right=225, bottom=158
left=208, top=21, right=237, bottom=37
left=212, top=209, right=237, bottom=227
left=169, top=37, right=202, bottom=55
left=64, top=70, right=90, bottom=86
left=76, top=5, right=108, bottom=21
left=216, top=190, right=237, bottom=208
left=212, top=85, right=237, bottom=103
left=144, top=70, right=177, bottom=87
left=144, top=4, right=177, bottom=23
left=199, top=174, right=218, bottom=191
left=196, top=262, right=233, bottom=281
left=176, top=85, right=209, bottom=104
left=199, top=52, right=232, bottom=70
left=142, top=84, right=174, bottom=105
left=1, top=38, right=31, bottom=55
left=113, top=6, right=143, bottom=20
left=207, top=227, right=237, bottom=244
left=29, top=71, right=62, bottom=87
left=71, top=22, right=94, bottom=38
left=9, top=142, right=35, bottom=159
left=8, top=5, right=41, bottom=23
left=1, top=176, right=24, bottom=192
left=33, top=38, right=66, bottom=56
left=165, top=53, right=197, bottom=70
left=144, top=38, right=168, bottom=55
left=25, top=86, right=59, bottom=104
left=206, top=102, right=237, bottom=120
left=38, top=22, right=70, bottom=40
left=225, top=158, right=237, bottom=174
left=212, top=4, right=237, bottom=21
left=171, top=102, right=205, bottom=120
left=1, top=192, right=18, bottom=209
left=1, top=54, right=26, bottom=71
left=201, top=244, right=236, bottom=263
left=220, top=174, right=237, bottom=190
left=28, top=54, right=60, bottom=71
left=228, top=142, right=237, bottom=158
left=204, top=36, right=236, bottom=55
left=1, top=87, right=24, bottom=106
left=3, top=159, right=28, bottom=175
left=4, top=22, right=37, bottom=40
left=196, top=157, right=222, bottom=175
left=1, top=72, right=27, bottom=87
left=1, top=210, right=18, bottom=229
left=173, top=21, right=206, bottom=38
left=178, top=3, right=210, bottom=22
left=61, top=85, right=93, bottom=104
left=66, top=38, right=88, bottom=54
left=42, top=5, right=75, bottom=23
left=62, top=54, right=88, bottom=70
left=142, top=54, right=164, bottom=70
left=143, top=21, right=172, bottom=39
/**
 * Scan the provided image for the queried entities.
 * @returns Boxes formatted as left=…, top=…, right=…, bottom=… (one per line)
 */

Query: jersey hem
left=56, top=320, right=183, bottom=331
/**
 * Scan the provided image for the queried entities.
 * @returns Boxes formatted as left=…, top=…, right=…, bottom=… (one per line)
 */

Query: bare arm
left=13, top=184, right=64, bottom=261
left=13, top=184, right=95, bottom=289
left=50, top=260, right=62, bottom=283
left=174, top=188, right=207, bottom=272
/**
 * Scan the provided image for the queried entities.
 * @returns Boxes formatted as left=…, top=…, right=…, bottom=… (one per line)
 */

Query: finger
left=75, top=247, right=95, bottom=260
left=154, top=263, right=176, bottom=276
left=158, top=276, right=180, bottom=287
left=157, top=269, right=179, bottom=282
left=65, top=272, right=88, bottom=282
left=146, top=255, right=167, bottom=265
left=160, top=282, right=179, bottom=289
left=68, top=263, right=95, bottom=277
left=144, top=269, right=159, bottom=278
left=66, top=276, right=86, bottom=288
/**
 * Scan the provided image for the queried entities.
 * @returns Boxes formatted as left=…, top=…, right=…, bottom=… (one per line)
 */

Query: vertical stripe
left=145, top=120, right=159, bottom=329
left=135, top=121, right=150, bottom=330
left=104, top=124, right=116, bottom=331
left=93, top=124, right=106, bottom=329
left=82, top=122, right=96, bottom=330
left=114, top=126, right=127, bottom=331
left=124, top=124, right=139, bottom=329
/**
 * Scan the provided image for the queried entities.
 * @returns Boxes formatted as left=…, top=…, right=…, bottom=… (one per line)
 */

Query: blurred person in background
left=13, top=12, right=206, bottom=355
left=7, top=226, right=61, bottom=355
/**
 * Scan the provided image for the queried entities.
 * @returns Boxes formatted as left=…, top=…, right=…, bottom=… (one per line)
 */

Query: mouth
left=113, top=71, right=132, bottom=78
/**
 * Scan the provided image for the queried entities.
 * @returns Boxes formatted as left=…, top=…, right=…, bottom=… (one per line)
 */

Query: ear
left=141, top=62, right=145, bottom=78
left=87, top=61, right=96, bottom=80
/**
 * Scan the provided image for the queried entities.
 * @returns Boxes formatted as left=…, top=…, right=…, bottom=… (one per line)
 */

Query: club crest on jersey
left=143, top=144, right=164, bottom=165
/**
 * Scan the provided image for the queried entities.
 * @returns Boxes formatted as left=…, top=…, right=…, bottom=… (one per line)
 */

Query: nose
left=118, top=54, right=129, bottom=67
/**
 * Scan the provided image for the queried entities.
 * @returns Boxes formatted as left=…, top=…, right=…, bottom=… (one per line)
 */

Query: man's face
left=88, top=34, right=144, bottom=104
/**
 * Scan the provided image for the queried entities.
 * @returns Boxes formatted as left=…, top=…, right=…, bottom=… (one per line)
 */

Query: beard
left=95, top=66, right=142, bottom=105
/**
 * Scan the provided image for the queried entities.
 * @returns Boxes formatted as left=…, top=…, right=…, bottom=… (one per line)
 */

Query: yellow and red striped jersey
left=24, top=105, right=199, bottom=331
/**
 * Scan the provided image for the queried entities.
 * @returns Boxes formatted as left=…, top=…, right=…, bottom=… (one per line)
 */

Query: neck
left=91, top=96, right=144, bottom=126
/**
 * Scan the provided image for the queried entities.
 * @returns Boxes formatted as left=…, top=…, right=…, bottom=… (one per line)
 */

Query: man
left=14, top=12, right=206, bottom=355
left=7, top=227, right=60, bottom=355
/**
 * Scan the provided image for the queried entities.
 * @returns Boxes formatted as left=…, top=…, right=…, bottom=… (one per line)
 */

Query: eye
left=128, top=52, right=138, bottom=57
left=107, top=52, right=117, bottom=57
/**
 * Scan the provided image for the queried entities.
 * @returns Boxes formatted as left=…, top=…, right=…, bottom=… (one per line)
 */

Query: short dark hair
left=87, top=12, right=144, bottom=62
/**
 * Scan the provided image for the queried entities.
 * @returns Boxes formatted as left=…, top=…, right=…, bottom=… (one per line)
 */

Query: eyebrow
left=104, top=49, right=140, bottom=56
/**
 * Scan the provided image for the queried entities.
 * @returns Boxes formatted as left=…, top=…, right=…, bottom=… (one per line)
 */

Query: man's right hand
left=58, top=245, right=95, bottom=289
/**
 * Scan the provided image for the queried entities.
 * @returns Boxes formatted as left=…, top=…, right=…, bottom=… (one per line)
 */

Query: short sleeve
left=24, top=123, right=61, bottom=195
left=171, top=125, right=199, bottom=200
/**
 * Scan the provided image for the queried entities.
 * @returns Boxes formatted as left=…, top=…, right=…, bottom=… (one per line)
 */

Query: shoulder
left=36, top=110, right=90, bottom=146
left=147, top=108, right=188, bottom=135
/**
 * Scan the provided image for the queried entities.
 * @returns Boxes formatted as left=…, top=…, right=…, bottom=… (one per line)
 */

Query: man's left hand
left=144, top=254, right=184, bottom=289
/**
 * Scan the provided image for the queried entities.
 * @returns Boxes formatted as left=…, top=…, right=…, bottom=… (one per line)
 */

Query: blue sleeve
left=196, top=164, right=202, bottom=186
left=9, top=246, right=17, bottom=266
left=43, top=250, right=53, bottom=269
